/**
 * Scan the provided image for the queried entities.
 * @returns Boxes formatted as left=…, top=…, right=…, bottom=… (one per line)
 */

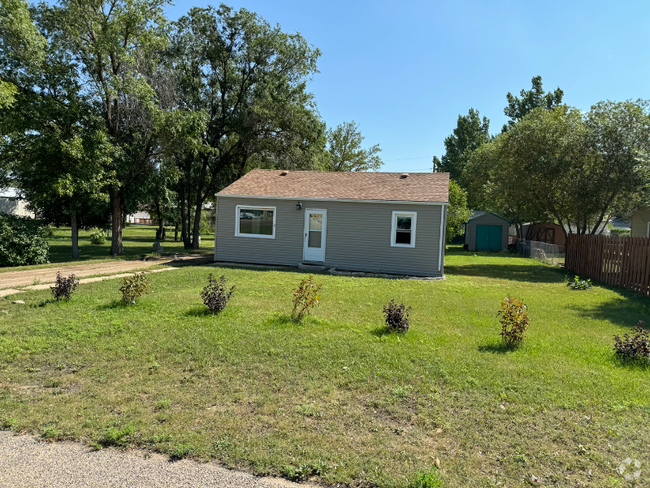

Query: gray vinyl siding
left=465, top=213, right=509, bottom=251
left=631, top=207, right=650, bottom=237
left=215, top=196, right=444, bottom=276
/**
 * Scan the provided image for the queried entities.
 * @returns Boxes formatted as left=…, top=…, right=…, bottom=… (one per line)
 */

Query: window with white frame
left=391, top=211, right=417, bottom=247
left=235, top=205, right=276, bottom=238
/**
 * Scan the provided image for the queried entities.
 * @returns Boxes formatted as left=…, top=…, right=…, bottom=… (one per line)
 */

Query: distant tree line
left=0, top=0, right=383, bottom=259
left=435, top=76, right=650, bottom=240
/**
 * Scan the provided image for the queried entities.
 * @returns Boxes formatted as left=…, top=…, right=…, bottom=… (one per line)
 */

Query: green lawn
left=1, top=248, right=649, bottom=487
left=47, top=225, right=213, bottom=264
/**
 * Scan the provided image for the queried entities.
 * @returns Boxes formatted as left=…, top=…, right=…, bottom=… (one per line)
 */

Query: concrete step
left=298, top=262, right=328, bottom=272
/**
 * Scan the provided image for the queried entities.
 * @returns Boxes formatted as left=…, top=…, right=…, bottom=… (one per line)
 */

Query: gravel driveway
left=0, top=255, right=211, bottom=290
left=0, top=432, right=312, bottom=488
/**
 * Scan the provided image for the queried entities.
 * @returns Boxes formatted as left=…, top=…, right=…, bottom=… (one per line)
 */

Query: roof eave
left=216, top=193, right=448, bottom=205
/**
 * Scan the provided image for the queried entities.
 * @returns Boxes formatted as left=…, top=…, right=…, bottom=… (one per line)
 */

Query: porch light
left=296, top=202, right=303, bottom=210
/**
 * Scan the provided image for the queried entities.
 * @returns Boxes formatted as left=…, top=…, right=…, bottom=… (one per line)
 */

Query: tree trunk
left=109, top=186, right=124, bottom=256
left=191, top=204, right=203, bottom=249
left=71, top=212, right=79, bottom=260
left=174, top=225, right=179, bottom=241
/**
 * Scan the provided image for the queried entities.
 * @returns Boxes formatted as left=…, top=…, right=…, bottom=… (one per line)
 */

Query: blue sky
left=165, top=0, right=650, bottom=172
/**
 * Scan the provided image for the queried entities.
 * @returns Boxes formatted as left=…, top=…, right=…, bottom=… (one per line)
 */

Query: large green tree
left=437, top=108, right=490, bottom=187
left=0, top=1, right=113, bottom=259
left=168, top=5, right=325, bottom=249
left=467, top=102, right=650, bottom=238
left=0, top=0, right=46, bottom=110
left=445, top=180, right=471, bottom=243
left=325, top=121, right=382, bottom=172
left=502, top=75, right=564, bottom=132
left=47, top=0, right=170, bottom=255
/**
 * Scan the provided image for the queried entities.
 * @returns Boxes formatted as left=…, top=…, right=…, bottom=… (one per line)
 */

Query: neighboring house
left=214, top=169, right=450, bottom=277
left=0, top=197, right=35, bottom=218
left=631, top=207, right=650, bottom=237
left=126, top=210, right=154, bottom=225
left=464, top=212, right=509, bottom=251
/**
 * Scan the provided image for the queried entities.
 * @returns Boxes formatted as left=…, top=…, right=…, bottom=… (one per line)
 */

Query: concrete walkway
left=0, top=432, right=312, bottom=488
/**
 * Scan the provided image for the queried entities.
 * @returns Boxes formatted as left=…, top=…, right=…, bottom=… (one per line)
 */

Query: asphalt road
left=0, top=432, right=312, bottom=488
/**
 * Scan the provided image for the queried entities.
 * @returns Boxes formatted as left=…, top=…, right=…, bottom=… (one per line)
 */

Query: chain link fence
left=513, top=239, right=565, bottom=267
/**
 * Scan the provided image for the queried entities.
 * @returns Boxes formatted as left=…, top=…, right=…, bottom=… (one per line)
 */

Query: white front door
left=303, top=209, right=327, bottom=262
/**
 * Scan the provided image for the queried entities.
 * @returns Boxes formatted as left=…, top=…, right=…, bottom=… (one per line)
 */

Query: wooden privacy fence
left=565, top=234, right=650, bottom=296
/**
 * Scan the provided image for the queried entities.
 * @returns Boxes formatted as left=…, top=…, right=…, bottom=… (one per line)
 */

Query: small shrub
left=0, top=214, right=49, bottom=267
left=201, top=274, right=235, bottom=312
left=291, top=275, right=322, bottom=321
left=614, top=321, right=650, bottom=364
left=497, top=296, right=529, bottom=348
left=568, top=275, right=592, bottom=290
left=89, top=228, right=105, bottom=245
left=50, top=272, right=80, bottom=300
left=409, top=467, right=443, bottom=488
left=119, top=272, right=150, bottom=304
left=383, top=299, right=412, bottom=333
left=42, top=225, right=55, bottom=238
left=610, top=228, right=630, bottom=237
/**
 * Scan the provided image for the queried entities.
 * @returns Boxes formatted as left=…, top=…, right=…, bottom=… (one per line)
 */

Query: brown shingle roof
left=217, top=169, right=450, bottom=203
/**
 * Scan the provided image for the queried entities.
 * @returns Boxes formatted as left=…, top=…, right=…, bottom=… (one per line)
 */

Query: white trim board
left=217, top=194, right=448, bottom=206
left=234, top=204, right=276, bottom=239
left=390, top=211, right=417, bottom=248
left=438, top=205, right=446, bottom=271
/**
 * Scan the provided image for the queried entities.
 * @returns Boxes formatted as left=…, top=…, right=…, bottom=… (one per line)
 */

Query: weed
left=383, top=299, right=412, bottom=333
left=96, top=424, right=135, bottom=448
left=213, top=436, right=232, bottom=452
left=201, top=274, right=235, bottom=313
left=119, top=273, right=150, bottom=304
left=154, top=398, right=171, bottom=411
left=513, top=454, right=528, bottom=465
left=151, top=433, right=173, bottom=443
left=281, top=461, right=328, bottom=481
left=568, top=275, right=592, bottom=290
left=170, top=443, right=195, bottom=460
left=497, top=296, right=529, bottom=348
left=41, top=425, right=62, bottom=439
left=408, top=467, right=443, bottom=488
left=392, top=385, right=414, bottom=399
left=50, top=272, right=79, bottom=301
left=296, top=404, right=322, bottom=417
left=1, top=417, right=15, bottom=429
left=89, top=228, right=106, bottom=245
left=291, top=275, right=322, bottom=321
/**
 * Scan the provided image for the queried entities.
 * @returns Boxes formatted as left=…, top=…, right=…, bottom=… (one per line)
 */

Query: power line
left=383, top=156, right=432, bottom=162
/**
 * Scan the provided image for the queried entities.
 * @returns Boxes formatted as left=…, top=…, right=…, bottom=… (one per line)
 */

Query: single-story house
left=464, top=212, right=509, bottom=251
left=214, top=169, right=450, bottom=277
left=631, top=207, right=650, bottom=237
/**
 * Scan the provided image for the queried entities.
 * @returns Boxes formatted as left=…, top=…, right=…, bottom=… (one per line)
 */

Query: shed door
left=476, top=225, right=502, bottom=250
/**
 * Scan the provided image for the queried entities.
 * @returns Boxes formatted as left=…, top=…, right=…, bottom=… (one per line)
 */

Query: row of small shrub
left=50, top=270, right=650, bottom=364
